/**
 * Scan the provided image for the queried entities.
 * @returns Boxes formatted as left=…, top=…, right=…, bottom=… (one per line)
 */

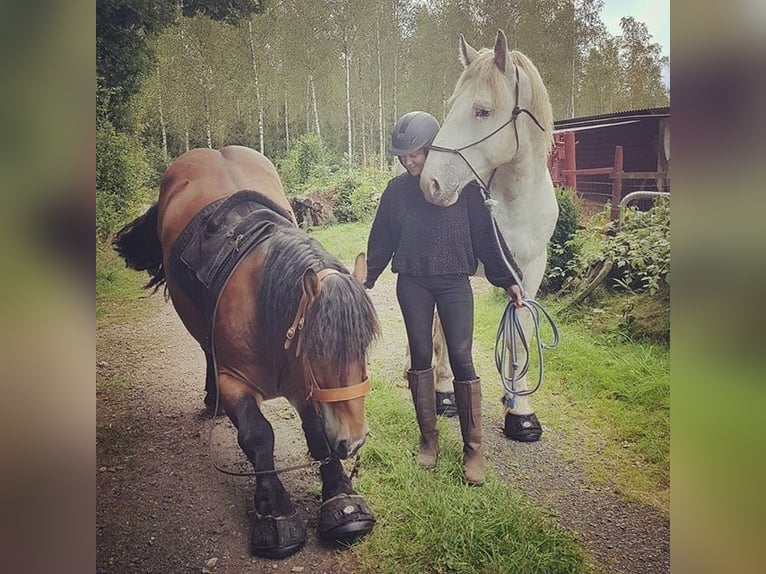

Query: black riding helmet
left=390, top=111, right=440, bottom=156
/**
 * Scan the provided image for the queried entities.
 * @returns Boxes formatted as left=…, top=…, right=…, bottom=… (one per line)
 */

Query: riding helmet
left=390, top=111, right=440, bottom=156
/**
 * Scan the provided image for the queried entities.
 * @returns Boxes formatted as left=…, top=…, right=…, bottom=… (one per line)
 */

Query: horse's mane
left=449, top=47, right=554, bottom=156
left=257, top=227, right=379, bottom=368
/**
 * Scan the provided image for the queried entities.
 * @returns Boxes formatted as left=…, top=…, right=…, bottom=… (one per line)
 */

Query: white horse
left=420, top=30, right=557, bottom=441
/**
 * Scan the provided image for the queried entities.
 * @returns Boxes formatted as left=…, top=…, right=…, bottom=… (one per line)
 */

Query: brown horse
left=114, top=146, right=380, bottom=559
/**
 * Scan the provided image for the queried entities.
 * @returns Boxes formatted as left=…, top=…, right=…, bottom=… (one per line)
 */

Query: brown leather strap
left=311, top=377, right=371, bottom=403
left=282, top=268, right=369, bottom=405
left=284, top=294, right=309, bottom=350
left=284, top=268, right=340, bottom=352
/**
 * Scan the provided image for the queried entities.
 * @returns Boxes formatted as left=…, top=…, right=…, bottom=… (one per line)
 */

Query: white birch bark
left=392, top=0, right=398, bottom=122
left=284, top=92, right=290, bottom=152
left=310, top=73, right=321, bottom=137
left=156, top=64, right=168, bottom=162
left=345, top=45, right=352, bottom=165
left=376, top=12, right=384, bottom=170
left=247, top=21, right=265, bottom=154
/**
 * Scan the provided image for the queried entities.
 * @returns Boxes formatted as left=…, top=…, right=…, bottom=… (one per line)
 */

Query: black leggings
left=396, top=274, right=477, bottom=381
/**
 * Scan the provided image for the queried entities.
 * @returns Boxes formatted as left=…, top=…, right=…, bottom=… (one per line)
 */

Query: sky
left=600, top=0, right=670, bottom=58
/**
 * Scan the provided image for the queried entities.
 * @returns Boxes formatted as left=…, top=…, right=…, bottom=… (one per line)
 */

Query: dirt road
left=96, top=273, right=669, bottom=574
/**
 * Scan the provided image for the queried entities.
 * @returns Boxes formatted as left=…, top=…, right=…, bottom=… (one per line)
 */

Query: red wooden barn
left=548, top=106, right=670, bottom=218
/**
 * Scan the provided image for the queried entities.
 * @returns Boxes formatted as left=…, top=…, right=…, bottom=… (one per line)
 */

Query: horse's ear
left=302, top=268, right=321, bottom=299
left=459, top=33, right=479, bottom=67
left=494, top=29, right=507, bottom=73
left=351, top=252, right=367, bottom=283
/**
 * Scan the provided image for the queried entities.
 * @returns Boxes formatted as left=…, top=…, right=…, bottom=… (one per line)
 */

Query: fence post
left=565, top=131, right=576, bottom=192
left=611, top=145, right=623, bottom=221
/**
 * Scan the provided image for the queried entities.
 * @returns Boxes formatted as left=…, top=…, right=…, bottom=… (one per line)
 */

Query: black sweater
left=365, top=173, right=522, bottom=289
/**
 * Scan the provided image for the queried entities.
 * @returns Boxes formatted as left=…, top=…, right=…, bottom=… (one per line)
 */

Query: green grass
left=474, top=289, right=670, bottom=512
left=96, top=242, right=156, bottom=323
left=353, top=380, right=588, bottom=574
left=310, top=220, right=371, bottom=263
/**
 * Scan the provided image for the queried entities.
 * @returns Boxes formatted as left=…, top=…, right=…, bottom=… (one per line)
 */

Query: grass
left=96, top=241, right=157, bottom=323
left=353, top=381, right=588, bottom=574
left=310, top=220, right=371, bottom=263
left=474, top=288, right=670, bottom=512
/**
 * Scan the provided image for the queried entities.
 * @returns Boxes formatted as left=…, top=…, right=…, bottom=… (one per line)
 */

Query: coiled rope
left=494, top=297, right=560, bottom=405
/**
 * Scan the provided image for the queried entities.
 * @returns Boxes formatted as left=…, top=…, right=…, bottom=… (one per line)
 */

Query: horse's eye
left=475, top=108, right=491, bottom=118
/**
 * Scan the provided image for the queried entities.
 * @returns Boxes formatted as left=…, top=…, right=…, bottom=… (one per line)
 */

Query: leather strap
left=284, top=268, right=340, bottom=352
left=281, top=268, right=370, bottom=405
left=311, top=377, right=371, bottom=403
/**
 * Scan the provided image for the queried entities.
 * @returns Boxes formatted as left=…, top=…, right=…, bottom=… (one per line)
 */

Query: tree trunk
left=570, top=53, right=576, bottom=118
left=204, top=94, right=212, bottom=148
left=392, top=0, right=398, bottom=122
left=344, top=42, right=352, bottom=165
left=247, top=21, right=265, bottom=154
left=305, top=77, right=311, bottom=133
left=376, top=12, right=384, bottom=170
left=361, top=111, right=367, bottom=167
left=157, top=65, right=168, bottom=163
left=284, top=92, right=290, bottom=152
left=356, top=56, right=367, bottom=167
left=310, top=72, right=321, bottom=137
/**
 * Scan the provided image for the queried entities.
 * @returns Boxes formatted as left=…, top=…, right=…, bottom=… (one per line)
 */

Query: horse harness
left=428, top=64, right=546, bottom=196
left=169, top=190, right=294, bottom=348
left=283, top=267, right=371, bottom=408
left=169, top=189, right=370, bottom=407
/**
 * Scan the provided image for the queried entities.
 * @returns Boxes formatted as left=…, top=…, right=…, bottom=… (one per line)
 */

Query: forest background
left=96, top=0, right=669, bottom=238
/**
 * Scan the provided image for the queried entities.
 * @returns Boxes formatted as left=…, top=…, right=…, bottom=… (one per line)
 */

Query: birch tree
left=619, top=16, right=669, bottom=109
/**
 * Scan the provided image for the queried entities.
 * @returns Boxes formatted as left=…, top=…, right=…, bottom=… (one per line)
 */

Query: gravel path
left=97, top=270, right=669, bottom=574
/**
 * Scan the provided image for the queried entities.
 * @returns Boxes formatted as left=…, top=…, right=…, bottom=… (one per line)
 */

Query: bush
left=606, top=197, right=670, bottom=295
left=543, top=187, right=581, bottom=293
left=279, top=133, right=329, bottom=191
left=96, top=120, right=154, bottom=240
left=332, top=169, right=388, bottom=223
left=567, top=197, right=670, bottom=296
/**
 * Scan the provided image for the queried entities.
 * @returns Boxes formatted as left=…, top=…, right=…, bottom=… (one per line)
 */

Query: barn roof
left=554, top=106, right=670, bottom=132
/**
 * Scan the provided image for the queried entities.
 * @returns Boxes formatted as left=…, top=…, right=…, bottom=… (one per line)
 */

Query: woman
left=365, top=111, right=524, bottom=486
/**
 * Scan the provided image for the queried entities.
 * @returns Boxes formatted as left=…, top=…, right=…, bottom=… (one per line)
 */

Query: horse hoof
left=318, top=494, right=376, bottom=543
left=250, top=512, right=307, bottom=559
left=504, top=412, right=542, bottom=442
left=435, top=391, right=457, bottom=417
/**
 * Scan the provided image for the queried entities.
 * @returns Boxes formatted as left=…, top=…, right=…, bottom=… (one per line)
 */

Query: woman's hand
left=506, top=284, right=525, bottom=308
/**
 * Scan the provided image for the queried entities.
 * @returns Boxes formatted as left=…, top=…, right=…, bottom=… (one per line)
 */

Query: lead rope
left=481, top=187, right=560, bottom=407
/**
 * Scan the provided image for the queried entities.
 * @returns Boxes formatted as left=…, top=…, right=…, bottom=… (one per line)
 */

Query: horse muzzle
left=422, top=176, right=458, bottom=207
left=332, top=432, right=367, bottom=460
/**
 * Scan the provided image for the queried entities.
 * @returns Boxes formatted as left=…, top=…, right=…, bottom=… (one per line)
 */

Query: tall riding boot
left=407, top=368, right=439, bottom=469
left=454, top=379, right=484, bottom=486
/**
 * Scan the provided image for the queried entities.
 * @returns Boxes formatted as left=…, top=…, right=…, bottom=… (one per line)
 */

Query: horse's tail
left=112, top=203, right=166, bottom=291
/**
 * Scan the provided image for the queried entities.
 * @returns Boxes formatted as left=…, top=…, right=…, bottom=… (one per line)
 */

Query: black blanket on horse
left=169, top=190, right=294, bottom=329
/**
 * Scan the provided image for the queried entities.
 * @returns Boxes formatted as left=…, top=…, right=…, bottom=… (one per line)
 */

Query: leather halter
left=428, top=64, right=546, bottom=194
left=284, top=268, right=371, bottom=404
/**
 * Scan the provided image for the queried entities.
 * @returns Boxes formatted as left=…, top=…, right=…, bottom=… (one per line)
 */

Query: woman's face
left=398, top=149, right=427, bottom=177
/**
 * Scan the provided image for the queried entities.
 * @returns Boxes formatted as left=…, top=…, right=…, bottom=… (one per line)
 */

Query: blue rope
left=495, top=297, right=560, bottom=405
